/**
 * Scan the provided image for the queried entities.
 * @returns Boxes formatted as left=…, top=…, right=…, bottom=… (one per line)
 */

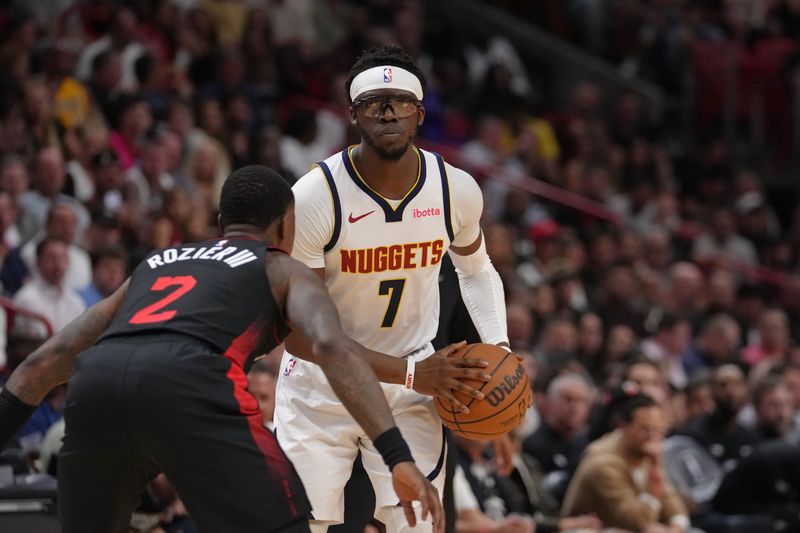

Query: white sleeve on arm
left=447, top=166, right=509, bottom=347
left=291, top=167, right=335, bottom=269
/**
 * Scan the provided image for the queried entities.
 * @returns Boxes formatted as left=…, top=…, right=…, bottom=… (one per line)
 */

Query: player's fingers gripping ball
left=435, top=343, right=533, bottom=440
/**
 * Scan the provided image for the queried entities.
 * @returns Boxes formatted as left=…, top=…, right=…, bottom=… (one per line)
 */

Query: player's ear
left=217, top=214, right=224, bottom=235
left=417, top=106, right=425, bottom=127
left=349, top=106, right=357, bottom=125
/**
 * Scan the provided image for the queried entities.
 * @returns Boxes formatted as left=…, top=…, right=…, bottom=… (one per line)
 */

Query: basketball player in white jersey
left=275, top=46, right=513, bottom=533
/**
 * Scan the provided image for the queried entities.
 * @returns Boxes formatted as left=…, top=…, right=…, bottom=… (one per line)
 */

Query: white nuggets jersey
left=291, top=145, right=483, bottom=356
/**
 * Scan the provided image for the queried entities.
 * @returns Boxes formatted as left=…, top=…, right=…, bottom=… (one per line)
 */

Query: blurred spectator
left=680, top=364, right=759, bottom=471
left=685, top=374, right=716, bottom=423
left=17, top=146, right=90, bottom=244
left=0, top=190, right=20, bottom=249
left=13, top=237, right=86, bottom=338
left=665, top=262, right=705, bottom=321
left=576, top=312, right=604, bottom=379
left=63, top=119, right=109, bottom=203
left=749, top=376, right=799, bottom=444
left=77, top=246, right=128, bottom=307
left=19, top=202, right=92, bottom=290
left=248, top=360, right=277, bottom=431
left=693, top=207, right=758, bottom=266
left=682, top=314, right=741, bottom=375
left=523, top=372, right=593, bottom=503
left=562, top=394, right=689, bottom=532
left=454, top=429, right=604, bottom=533
left=641, top=313, right=692, bottom=389
left=108, top=95, right=153, bottom=171
left=124, top=132, right=177, bottom=214
left=279, top=106, right=329, bottom=182
left=741, top=308, right=791, bottom=372
left=75, top=7, right=146, bottom=92
left=15, top=385, right=67, bottom=457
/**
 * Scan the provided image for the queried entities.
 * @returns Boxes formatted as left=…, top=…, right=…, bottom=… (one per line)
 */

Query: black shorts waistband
left=97, top=332, right=220, bottom=353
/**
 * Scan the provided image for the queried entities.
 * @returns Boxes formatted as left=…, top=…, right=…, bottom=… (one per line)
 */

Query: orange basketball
left=435, top=343, right=533, bottom=441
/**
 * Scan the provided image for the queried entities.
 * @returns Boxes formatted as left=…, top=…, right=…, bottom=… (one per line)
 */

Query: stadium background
left=2, top=0, right=800, bottom=531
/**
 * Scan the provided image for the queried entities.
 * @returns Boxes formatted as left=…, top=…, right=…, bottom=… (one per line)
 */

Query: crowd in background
left=1, top=0, right=800, bottom=532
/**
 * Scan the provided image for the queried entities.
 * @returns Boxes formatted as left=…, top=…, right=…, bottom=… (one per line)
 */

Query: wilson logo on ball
left=485, top=365, right=526, bottom=407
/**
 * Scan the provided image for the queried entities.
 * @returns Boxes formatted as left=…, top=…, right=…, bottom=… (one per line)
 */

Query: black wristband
left=0, top=388, right=37, bottom=450
left=373, top=427, right=414, bottom=471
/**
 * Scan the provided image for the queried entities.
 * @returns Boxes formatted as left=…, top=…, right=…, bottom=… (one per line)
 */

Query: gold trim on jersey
left=346, top=145, right=422, bottom=209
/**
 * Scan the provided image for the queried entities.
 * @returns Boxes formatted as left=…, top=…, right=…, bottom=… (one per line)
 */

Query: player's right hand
left=390, top=461, right=444, bottom=532
left=413, top=341, right=490, bottom=413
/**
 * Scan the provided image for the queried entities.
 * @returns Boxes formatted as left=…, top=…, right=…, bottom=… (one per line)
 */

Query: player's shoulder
left=292, top=165, right=328, bottom=194
left=292, top=165, right=337, bottom=211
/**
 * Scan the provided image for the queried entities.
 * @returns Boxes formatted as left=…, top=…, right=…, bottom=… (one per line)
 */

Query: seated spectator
left=749, top=375, right=799, bottom=444
left=248, top=360, right=277, bottom=431
left=712, top=440, right=800, bottom=529
left=17, top=146, right=90, bottom=244
left=693, top=206, right=758, bottom=266
left=19, top=202, right=92, bottom=290
left=682, top=314, right=741, bottom=376
left=562, top=394, right=690, bottom=532
left=680, top=365, right=759, bottom=471
left=684, top=374, right=715, bottom=423
left=16, top=384, right=67, bottom=456
left=742, top=308, right=792, bottom=379
left=454, top=432, right=601, bottom=533
left=523, top=372, right=592, bottom=503
left=640, top=313, right=692, bottom=389
left=452, top=463, right=535, bottom=533
left=13, top=237, right=86, bottom=338
left=623, top=357, right=679, bottom=428
left=77, top=246, right=128, bottom=307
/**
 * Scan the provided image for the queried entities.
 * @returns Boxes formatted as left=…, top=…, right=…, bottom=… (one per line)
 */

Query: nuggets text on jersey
left=340, top=239, right=444, bottom=274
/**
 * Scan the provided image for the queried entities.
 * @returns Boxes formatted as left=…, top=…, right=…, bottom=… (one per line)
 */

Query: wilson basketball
left=435, top=343, right=533, bottom=441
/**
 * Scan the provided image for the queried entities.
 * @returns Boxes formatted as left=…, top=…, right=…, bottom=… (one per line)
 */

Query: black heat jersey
left=100, top=237, right=288, bottom=371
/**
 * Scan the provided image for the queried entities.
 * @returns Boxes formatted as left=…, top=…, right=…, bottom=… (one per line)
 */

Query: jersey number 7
left=378, top=279, right=406, bottom=328
left=130, top=276, right=197, bottom=324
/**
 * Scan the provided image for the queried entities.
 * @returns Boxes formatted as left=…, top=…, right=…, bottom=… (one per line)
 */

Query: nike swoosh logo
left=348, top=210, right=375, bottom=223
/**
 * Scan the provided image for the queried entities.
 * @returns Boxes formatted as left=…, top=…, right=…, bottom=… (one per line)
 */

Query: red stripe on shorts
left=223, top=358, right=298, bottom=516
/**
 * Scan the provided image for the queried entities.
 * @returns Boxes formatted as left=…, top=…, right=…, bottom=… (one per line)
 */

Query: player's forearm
left=6, top=301, right=114, bottom=405
left=286, top=332, right=405, bottom=384
left=314, top=338, right=397, bottom=440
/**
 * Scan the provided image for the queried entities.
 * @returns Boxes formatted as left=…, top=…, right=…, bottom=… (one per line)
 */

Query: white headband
left=349, top=65, right=423, bottom=101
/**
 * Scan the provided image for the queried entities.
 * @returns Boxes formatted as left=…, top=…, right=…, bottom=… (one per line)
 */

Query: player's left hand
left=390, top=461, right=444, bottom=532
left=414, top=341, right=490, bottom=413
left=490, top=433, right=515, bottom=476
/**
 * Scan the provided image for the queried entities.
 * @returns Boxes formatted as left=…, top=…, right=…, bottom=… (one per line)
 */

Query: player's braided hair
left=219, top=165, right=293, bottom=231
left=345, top=45, right=427, bottom=104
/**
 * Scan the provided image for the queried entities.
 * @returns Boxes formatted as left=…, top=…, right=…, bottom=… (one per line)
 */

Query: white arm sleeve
left=447, top=164, right=509, bottom=347
left=290, top=167, right=335, bottom=269
left=449, top=236, right=509, bottom=347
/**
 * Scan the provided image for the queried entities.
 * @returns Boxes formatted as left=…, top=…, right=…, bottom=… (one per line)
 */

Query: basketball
left=435, top=343, right=533, bottom=441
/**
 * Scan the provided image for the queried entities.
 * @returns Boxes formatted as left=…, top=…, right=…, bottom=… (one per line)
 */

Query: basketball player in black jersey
left=0, top=166, right=451, bottom=533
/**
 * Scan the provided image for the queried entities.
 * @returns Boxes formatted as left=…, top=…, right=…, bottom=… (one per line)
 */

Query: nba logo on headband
left=350, top=65, right=423, bottom=101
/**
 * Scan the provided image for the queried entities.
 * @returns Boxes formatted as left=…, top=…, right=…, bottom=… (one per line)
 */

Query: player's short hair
left=345, top=45, right=427, bottom=104
left=219, top=165, right=293, bottom=231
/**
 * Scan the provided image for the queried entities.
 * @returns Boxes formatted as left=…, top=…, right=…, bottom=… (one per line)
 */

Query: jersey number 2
left=378, top=279, right=406, bottom=328
left=130, top=275, right=197, bottom=324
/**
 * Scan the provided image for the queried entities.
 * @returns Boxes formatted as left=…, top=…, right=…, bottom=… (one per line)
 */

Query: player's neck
left=223, top=225, right=268, bottom=242
left=352, top=143, right=419, bottom=200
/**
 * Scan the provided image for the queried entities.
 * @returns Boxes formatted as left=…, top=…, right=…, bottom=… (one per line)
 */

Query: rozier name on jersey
left=146, top=245, right=257, bottom=269
left=340, top=239, right=444, bottom=274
